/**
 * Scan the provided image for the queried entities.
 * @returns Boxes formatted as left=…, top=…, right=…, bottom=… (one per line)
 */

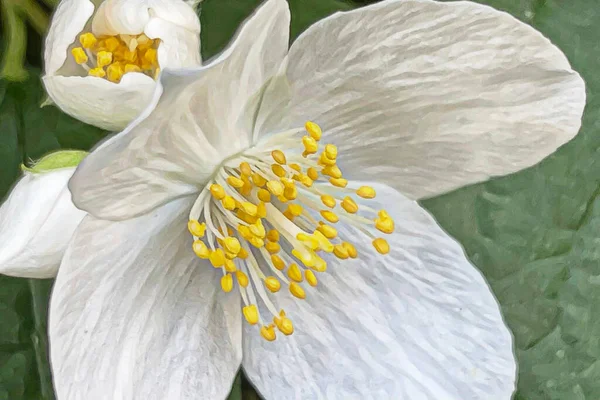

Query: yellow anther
left=322, top=165, right=342, bottom=179
left=238, top=225, right=252, bottom=240
left=79, top=32, right=97, bottom=48
left=96, top=51, right=113, bottom=67
left=312, top=231, right=334, bottom=253
left=257, top=188, right=271, bottom=203
left=225, top=251, right=237, bottom=260
left=240, top=201, right=258, bottom=216
left=238, top=247, right=249, bottom=259
left=271, top=150, right=287, bottom=165
left=143, top=47, right=158, bottom=64
left=260, top=325, right=276, bottom=341
left=321, top=195, right=336, bottom=208
left=284, top=185, right=297, bottom=200
left=192, top=240, right=210, bottom=259
left=271, top=255, right=285, bottom=270
left=373, top=238, right=390, bottom=254
left=302, top=136, right=318, bottom=154
left=187, top=220, right=206, bottom=237
left=240, top=179, right=253, bottom=196
left=210, top=184, right=226, bottom=200
left=317, top=223, right=337, bottom=239
left=297, top=233, right=319, bottom=250
left=224, top=259, right=237, bottom=272
left=103, top=36, right=120, bottom=52
left=249, top=237, right=265, bottom=248
left=329, top=177, right=348, bottom=188
left=289, top=163, right=301, bottom=172
left=252, top=173, right=267, bottom=187
left=324, top=144, right=338, bottom=159
left=266, top=180, right=284, bottom=196
left=257, top=201, right=267, bottom=218
left=320, top=210, right=339, bottom=223
left=222, top=196, right=236, bottom=211
left=343, top=242, right=358, bottom=258
left=333, top=244, right=349, bottom=259
left=122, top=49, right=138, bottom=63
left=71, top=47, right=88, bottom=64
left=357, top=186, right=376, bottom=199
left=265, top=241, right=280, bottom=254
left=264, top=276, right=281, bottom=293
left=266, top=230, right=279, bottom=242
left=378, top=210, right=391, bottom=219
left=88, top=67, right=106, bottom=78
left=312, top=257, right=327, bottom=272
left=287, top=263, right=303, bottom=282
left=124, top=63, right=142, bottom=74
left=238, top=210, right=259, bottom=225
left=287, top=204, right=303, bottom=217
left=299, top=175, right=313, bottom=187
left=249, top=221, right=266, bottom=238
left=292, top=248, right=316, bottom=268
left=289, top=282, right=306, bottom=299
left=305, top=270, right=318, bottom=287
left=341, top=196, right=359, bottom=214
left=275, top=316, right=294, bottom=335
left=106, top=63, right=124, bottom=83
left=319, top=153, right=336, bottom=166
left=237, top=161, right=251, bottom=176
left=271, top=164, right=286, bottom=178
left=243, top=305, right=259, bottom=325
left=221, top=273, right=233, bottom=292
left=305, top=121, right=322, bottom=141
left=306, top=168, right=318, bottom=182
left=375, top=217, right=395, bottom=234
left=236, top=270, right=249, bottom=287
left=281, top=178, right=295, bottom=188
left=209, top=249, right=225, bottom=267
left=227, top=176, right=245, bottom=188
left=223, top=237, right=241, bottom=254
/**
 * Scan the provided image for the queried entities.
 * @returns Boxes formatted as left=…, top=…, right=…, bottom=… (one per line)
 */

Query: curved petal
left=69, top=0, right=290, bottom=220
left=50, top=197, right=242, bottom=400
left=256, top=0, right=586, bottom=200
left=44, top=0, right=95, bottom=76
left=42, top=72, right=157, bottom=131
left=0, top=169, right=85, bottom=278
left=243, top=182, right=515, bottom=400
left=145, top=18, right=201, bottom=68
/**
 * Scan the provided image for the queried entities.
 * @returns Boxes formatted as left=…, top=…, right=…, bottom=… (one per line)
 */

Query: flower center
left=187, top=122, right=395, bottom=341
left=70, top=32, right=160, bottom=83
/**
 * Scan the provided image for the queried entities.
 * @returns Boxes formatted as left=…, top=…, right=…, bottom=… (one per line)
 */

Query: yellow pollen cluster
left=187, top=121, right=394, bottom=341
left=70, top=32, right=160, bottom=83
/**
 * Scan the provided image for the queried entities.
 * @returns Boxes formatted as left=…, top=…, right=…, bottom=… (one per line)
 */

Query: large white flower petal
left=145, top=18, right=201, bottom=68
left=243, top=182, right=515, bottom=400
left=50, top=197, right=242, bottom=400
left=42, top=72, right=157, bottom=132
left=69, top=0, right=290, bottom=220
left=0, top=168, right=85, bottom=278
left=256, top=0, right=585, bottom=200
left=44, top=0, right=95, bottom=76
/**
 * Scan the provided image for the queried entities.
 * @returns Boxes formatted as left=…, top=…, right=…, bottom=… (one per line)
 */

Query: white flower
left=42, top=0, right=201, bottom=131
left=55, top=0, right=585, bottom=399
left=0, top=151, right=87, bottom=278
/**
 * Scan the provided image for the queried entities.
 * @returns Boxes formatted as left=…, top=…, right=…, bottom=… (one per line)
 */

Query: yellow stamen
left=287, top=264, right=303, bottom=282
left=271, top=255, right=285, bottom=270
left=305, top=270, right=318, bottom=286
left=316, top=223, right=337, bottom=239
left=329, top=177, right=348, bottom=188
left=192, top=240, right=210, bottom=259
left=124, top=63, right=142, bottom=74
left=287, top=204, right=303, bottom=217
left=341, top=196, right=359, bottom=214
left=236, top=270, right=250, bottom=287
left=238, top=248, right=249, bottom=259
left=372, top=238, right=390, bottom=254
left=210, top=249, right=225, bottom=267
left=321, top=195, right=336, bottom=208
left=322, top=165, right=342, bottom=179
left=320, top=210, right=339, bottom=223
left=266, top=229, right=279, bottom=242
left=333, top=244, right=349, bottom=259
left=79, top=32, right=97, bottom=48
left=274, top=316, right=294, bottom=335
left=88, top=67, right=105, bottom=78
left=271, top=150, right=287, bottom=165
left=71, top=47, right=88, bottom=64
left=252, top=173, right=267, bottom=187
left=240, top=201, right=258, bottom=216
left=343, top=242, right=357, bottom=258
left=356, top=186, right=376, bottom=199
left=223, top=237, right=241, bottom=254
left=221, top=273, right=233, bottom=292
left=188, top=220, right=206, bottom=237
left=266, top=180, right=284, bottom=196
left=289, top=282, right=306, bottom=299
left=271, top=164, right=286, bottom=178
left=106, top=63, right=124, bottom=83
left=307, top=167, right=319, bottom=181
left=375, top=216, right=395, bottom=234
left=264, top=276, right=281, bottom=292
left=283, top=185, right=297, bottom=200
left=222, top=196, right=236, bottom=211
left=324, top=144, right=337, bottom=160
left=302, top=136, right=318, bottom=154
left=260, top=325, right=276, bottom=341
left=265, top=241, right=280, bottom=254
left=257, top=201, right=267, bottom=218
left=227, top=176, right=245, bottom=188
left=210, top=184, right=226, bottom=200
left=224, top=259, right=237, bottom=272
left=257, top=188, right=271, bottom=202
left=305, top=121, right=322, bottom=141
left=96, top=51, right=113, bottom=67
left=243, top=305, right=259, bottom=325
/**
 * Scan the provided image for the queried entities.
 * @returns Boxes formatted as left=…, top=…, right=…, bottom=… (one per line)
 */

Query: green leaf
left=425, top=1, right=600, bottom=399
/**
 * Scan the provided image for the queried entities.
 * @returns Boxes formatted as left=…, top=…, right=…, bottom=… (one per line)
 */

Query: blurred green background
left=0, top=0, right=597, bottom=399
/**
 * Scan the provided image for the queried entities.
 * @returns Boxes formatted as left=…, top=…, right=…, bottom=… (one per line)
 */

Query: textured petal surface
left=256, top=0, right=586, bottom=200
left=145, top=18, right=201, bottom=68
left=42, top=72, right=157, bottom=131
left=0, top=169, right=85, bottom=278
left=50, top=198, right=242, bottom=400
left=69, top=0, right=290, bottom=220
left=44, top=0, right=95, bottom=76
left=243, top=182, right=515, bottom=400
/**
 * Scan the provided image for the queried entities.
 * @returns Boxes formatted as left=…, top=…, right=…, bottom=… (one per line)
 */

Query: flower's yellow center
left=187, top=122, right=394, bottom=341
left=70, top=32, right=160, bottom=83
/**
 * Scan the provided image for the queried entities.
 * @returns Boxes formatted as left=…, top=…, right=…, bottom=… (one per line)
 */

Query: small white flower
left=54, top=0, right=585, bottom=399
left=42, top=0, right=201, bottom=131
left=0, top=151, right=87, bottom=278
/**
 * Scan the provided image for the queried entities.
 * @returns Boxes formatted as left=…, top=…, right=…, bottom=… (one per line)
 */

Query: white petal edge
left=256, top=0, right=586, bottom=200
left=145, top=18, right=202, bottom=68
left=69, top=0, right=290, bottom=220
left=243, top=182, right=516, bottom=400
left=42, top=72, right=157, bottom=131
left=44, top=0, right=95, bottom=76
left=0, top=168, right=85, bottom=278
left=49, top=197, right=242, bottom=400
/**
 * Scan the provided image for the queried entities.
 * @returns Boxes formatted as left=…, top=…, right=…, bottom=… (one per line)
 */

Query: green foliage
left=0, top=0, right=597, bottom=399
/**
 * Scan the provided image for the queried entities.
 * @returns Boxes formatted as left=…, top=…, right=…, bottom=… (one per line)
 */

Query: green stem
left=0, top=0, right=29, bottom=81
left=19, top=0, right=50, bottom=34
